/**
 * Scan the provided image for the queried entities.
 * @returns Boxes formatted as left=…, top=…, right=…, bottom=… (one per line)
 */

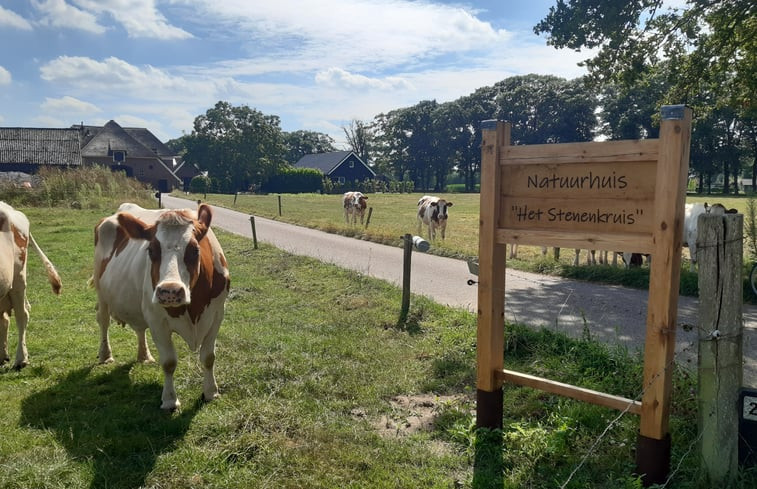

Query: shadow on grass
left=20, top=364, right=201, bottom=489
left=473, top=427, right=504, bottom=489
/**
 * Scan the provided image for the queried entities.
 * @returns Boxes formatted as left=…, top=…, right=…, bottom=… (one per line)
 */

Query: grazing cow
left=343, top=191, right=368, bottom=225
left=417, top=195, right=453, bottom=240
left=0, top=202, right=61, bottom=369
left=93, top=203, right=230, bottom=410
left=684, top=202, right=737, bottom=271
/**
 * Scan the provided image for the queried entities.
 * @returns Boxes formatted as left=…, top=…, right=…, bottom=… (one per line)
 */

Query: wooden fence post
left=249, top=215, right=258, bottom=250
left=636, top=105, right=691, bottom=486
left=698, top=213, right=743, bottom=485
left=398, top=234, right=412, bottom=326
left=476, top=120, right=508, bottom=429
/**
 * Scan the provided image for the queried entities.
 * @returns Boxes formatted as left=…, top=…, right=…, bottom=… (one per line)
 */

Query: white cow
left=0, top=202, right=61, bottom=369
left=417, top=195, right=453, bottom=240
left=684, top=202, right=736, bottom=271
left=93, top=203, right=230, bottom=410
left=343, top=191, right=368, bottom=225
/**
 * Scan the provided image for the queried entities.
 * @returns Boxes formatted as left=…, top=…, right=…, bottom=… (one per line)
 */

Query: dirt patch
left=368, top=394, right=465, bottom=437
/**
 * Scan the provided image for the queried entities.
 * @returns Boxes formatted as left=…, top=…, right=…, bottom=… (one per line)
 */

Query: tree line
left=167, top=1, right=754, bottom=195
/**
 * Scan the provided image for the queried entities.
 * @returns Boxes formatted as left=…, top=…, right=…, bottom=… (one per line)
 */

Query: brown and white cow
left=0, top=202, right=61, bottom=369
left=93, top=203, right=229, bottom=410
left=343, top=191, right=368, bottom=225
left=417, top=195, right=453, bottom=240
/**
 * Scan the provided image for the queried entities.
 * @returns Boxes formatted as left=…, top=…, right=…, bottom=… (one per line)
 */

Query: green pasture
left=4, top=205, right=754, bottom=487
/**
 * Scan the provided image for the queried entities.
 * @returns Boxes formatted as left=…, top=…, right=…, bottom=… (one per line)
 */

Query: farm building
left=0, top=127, right=83, bottom=179
left=0, top=120, right=197, bottom=192
left=294, top=150, right=375, bottom=185
left=76, top=120, right=197, bottom=192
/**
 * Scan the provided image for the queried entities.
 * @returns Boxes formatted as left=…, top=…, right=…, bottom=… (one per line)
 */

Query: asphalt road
left=163, top=194, right=756, bottom=387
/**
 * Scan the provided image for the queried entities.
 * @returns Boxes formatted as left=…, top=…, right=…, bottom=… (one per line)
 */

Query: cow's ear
left=195, top=204, right=212, bottom=241
left=117, top=213, right=153, bottom=241
left=447, top=202, right=453, bottom=207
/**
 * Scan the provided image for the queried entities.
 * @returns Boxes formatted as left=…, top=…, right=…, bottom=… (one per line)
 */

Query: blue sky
left=0, top=0, right=595, bottom=146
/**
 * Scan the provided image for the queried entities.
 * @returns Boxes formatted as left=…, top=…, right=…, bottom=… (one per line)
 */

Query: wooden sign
left=497, top=139, right=659, bottom=250
left=477, top=106, right=692, bottom=486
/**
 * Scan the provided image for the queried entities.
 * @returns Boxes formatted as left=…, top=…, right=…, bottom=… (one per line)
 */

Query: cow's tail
left=28, top=233, right=62, bottom=295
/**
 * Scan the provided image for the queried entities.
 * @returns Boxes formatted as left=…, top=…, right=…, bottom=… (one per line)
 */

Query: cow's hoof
left=12, top=361, right=28, bottom=371
left=98, top=356, right=114, bottom=364
left=201, top=392, right=219, bottom=403
left=161, top=401, right=180, bottom=412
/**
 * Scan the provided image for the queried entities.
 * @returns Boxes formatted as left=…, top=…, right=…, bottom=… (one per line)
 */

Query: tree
left=492, top=75, right=597, bottom=144
left=342, top=119, right=373, bottom=164
left=283, top=130, right=336, bottom=166
left=534, top=0, right=755, bottom=105
left=182, top=101, right=286, bottom=193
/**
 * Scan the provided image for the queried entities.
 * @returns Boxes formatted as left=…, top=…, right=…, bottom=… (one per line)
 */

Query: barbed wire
left=559, top=338, right=700, bottom=488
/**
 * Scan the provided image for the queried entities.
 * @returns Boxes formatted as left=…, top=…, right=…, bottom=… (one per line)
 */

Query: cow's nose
left=155, top=282, right=187, bottom=305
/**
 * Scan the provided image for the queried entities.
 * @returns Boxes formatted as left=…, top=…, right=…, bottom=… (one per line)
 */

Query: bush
left=189, top=175, right=211, bottom=194
left=263, top=168, right=323, bottom=193
left=0, top=166, right=155, bottom=209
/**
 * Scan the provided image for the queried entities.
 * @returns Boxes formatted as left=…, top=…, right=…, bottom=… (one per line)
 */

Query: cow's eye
left=148, top=241, right=161, bottom=261
left=185, top=243, right=199, bottom=263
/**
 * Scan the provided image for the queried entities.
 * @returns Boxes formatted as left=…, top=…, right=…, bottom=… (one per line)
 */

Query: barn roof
left=80, top=120, right=160, bottom=158
left=0, top=127, right=83, bottom=166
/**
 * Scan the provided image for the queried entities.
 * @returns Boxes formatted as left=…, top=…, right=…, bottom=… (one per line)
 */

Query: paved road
left=164, top=195, right=756, bottom=387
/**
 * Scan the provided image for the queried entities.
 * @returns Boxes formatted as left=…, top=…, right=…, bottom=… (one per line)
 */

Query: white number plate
left=744, top=395, right=757, bottom=422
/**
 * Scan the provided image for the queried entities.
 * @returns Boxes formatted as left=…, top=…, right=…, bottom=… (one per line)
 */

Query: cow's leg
left=152, top=327, right=180, bottom=410
left=0, top=311, right=10, bottom=365
left=96, top=300, right=114, bottom=363
left=199, top=332, right=220, bottom=403
left=135, top=327, right=155, bottom=363
left=10, top=292, right=30, bottom=370
left=573, top=249, right=580, bottom=266
left=509, top=244, right=517, bottom=259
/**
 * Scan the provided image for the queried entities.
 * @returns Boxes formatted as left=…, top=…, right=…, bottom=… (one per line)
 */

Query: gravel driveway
left=163, top=195, right=756, bottom=387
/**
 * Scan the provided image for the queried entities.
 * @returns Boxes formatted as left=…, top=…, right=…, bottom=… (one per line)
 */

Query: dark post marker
left=249, top=216, right=258, bottom=250
left=398, top=234, right=412, bottom=325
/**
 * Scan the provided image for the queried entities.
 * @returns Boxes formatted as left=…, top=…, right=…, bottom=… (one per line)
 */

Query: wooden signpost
left=476, top=105, right=692, bottom=486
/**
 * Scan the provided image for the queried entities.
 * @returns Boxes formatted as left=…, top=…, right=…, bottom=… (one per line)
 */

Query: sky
left=0, top=0, right=597, bottom=147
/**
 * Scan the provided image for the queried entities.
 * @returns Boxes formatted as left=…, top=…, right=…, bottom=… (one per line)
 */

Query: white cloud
left=315, top=68, right=413, bottom=91
left=32, top=0, right=105, bottom=34
left=73, top=0, right=193, bottom=39
left=0, top=5, right=33, bottom=30
left=180, top=0, right=510, bottom=70
left=38, top=56, right=215, bottom=100
left=41, top=95, right=101, bottom=114
left=0, top=66, right=11, bottom=85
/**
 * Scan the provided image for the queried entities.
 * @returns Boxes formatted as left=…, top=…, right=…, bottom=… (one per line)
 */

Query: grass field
left=5, top=205, right=756, bottom=487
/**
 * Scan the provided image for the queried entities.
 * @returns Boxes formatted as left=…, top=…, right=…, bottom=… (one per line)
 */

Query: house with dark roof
left=77, top=120, right=197, bottom=192
left=294, top=150, right=374, bottom=185
left=0, top=121, right=196, bottom=192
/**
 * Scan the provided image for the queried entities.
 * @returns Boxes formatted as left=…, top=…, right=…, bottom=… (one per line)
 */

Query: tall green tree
left=183, top=101, right=286, bottom=193
left=492, top=75, right=597, bottom=144
left=283, top=130, right=336, bottom=166
left=534, top=0, right=755, bottom=103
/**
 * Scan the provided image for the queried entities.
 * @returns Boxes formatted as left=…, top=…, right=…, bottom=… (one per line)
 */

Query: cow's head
left=433, top=200, right=453, bottom=222
left=118, top=205, right=212, bottom=307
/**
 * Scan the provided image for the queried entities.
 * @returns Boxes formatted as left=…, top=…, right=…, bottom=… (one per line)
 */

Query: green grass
left=1, top=205, right=755, bottom=488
